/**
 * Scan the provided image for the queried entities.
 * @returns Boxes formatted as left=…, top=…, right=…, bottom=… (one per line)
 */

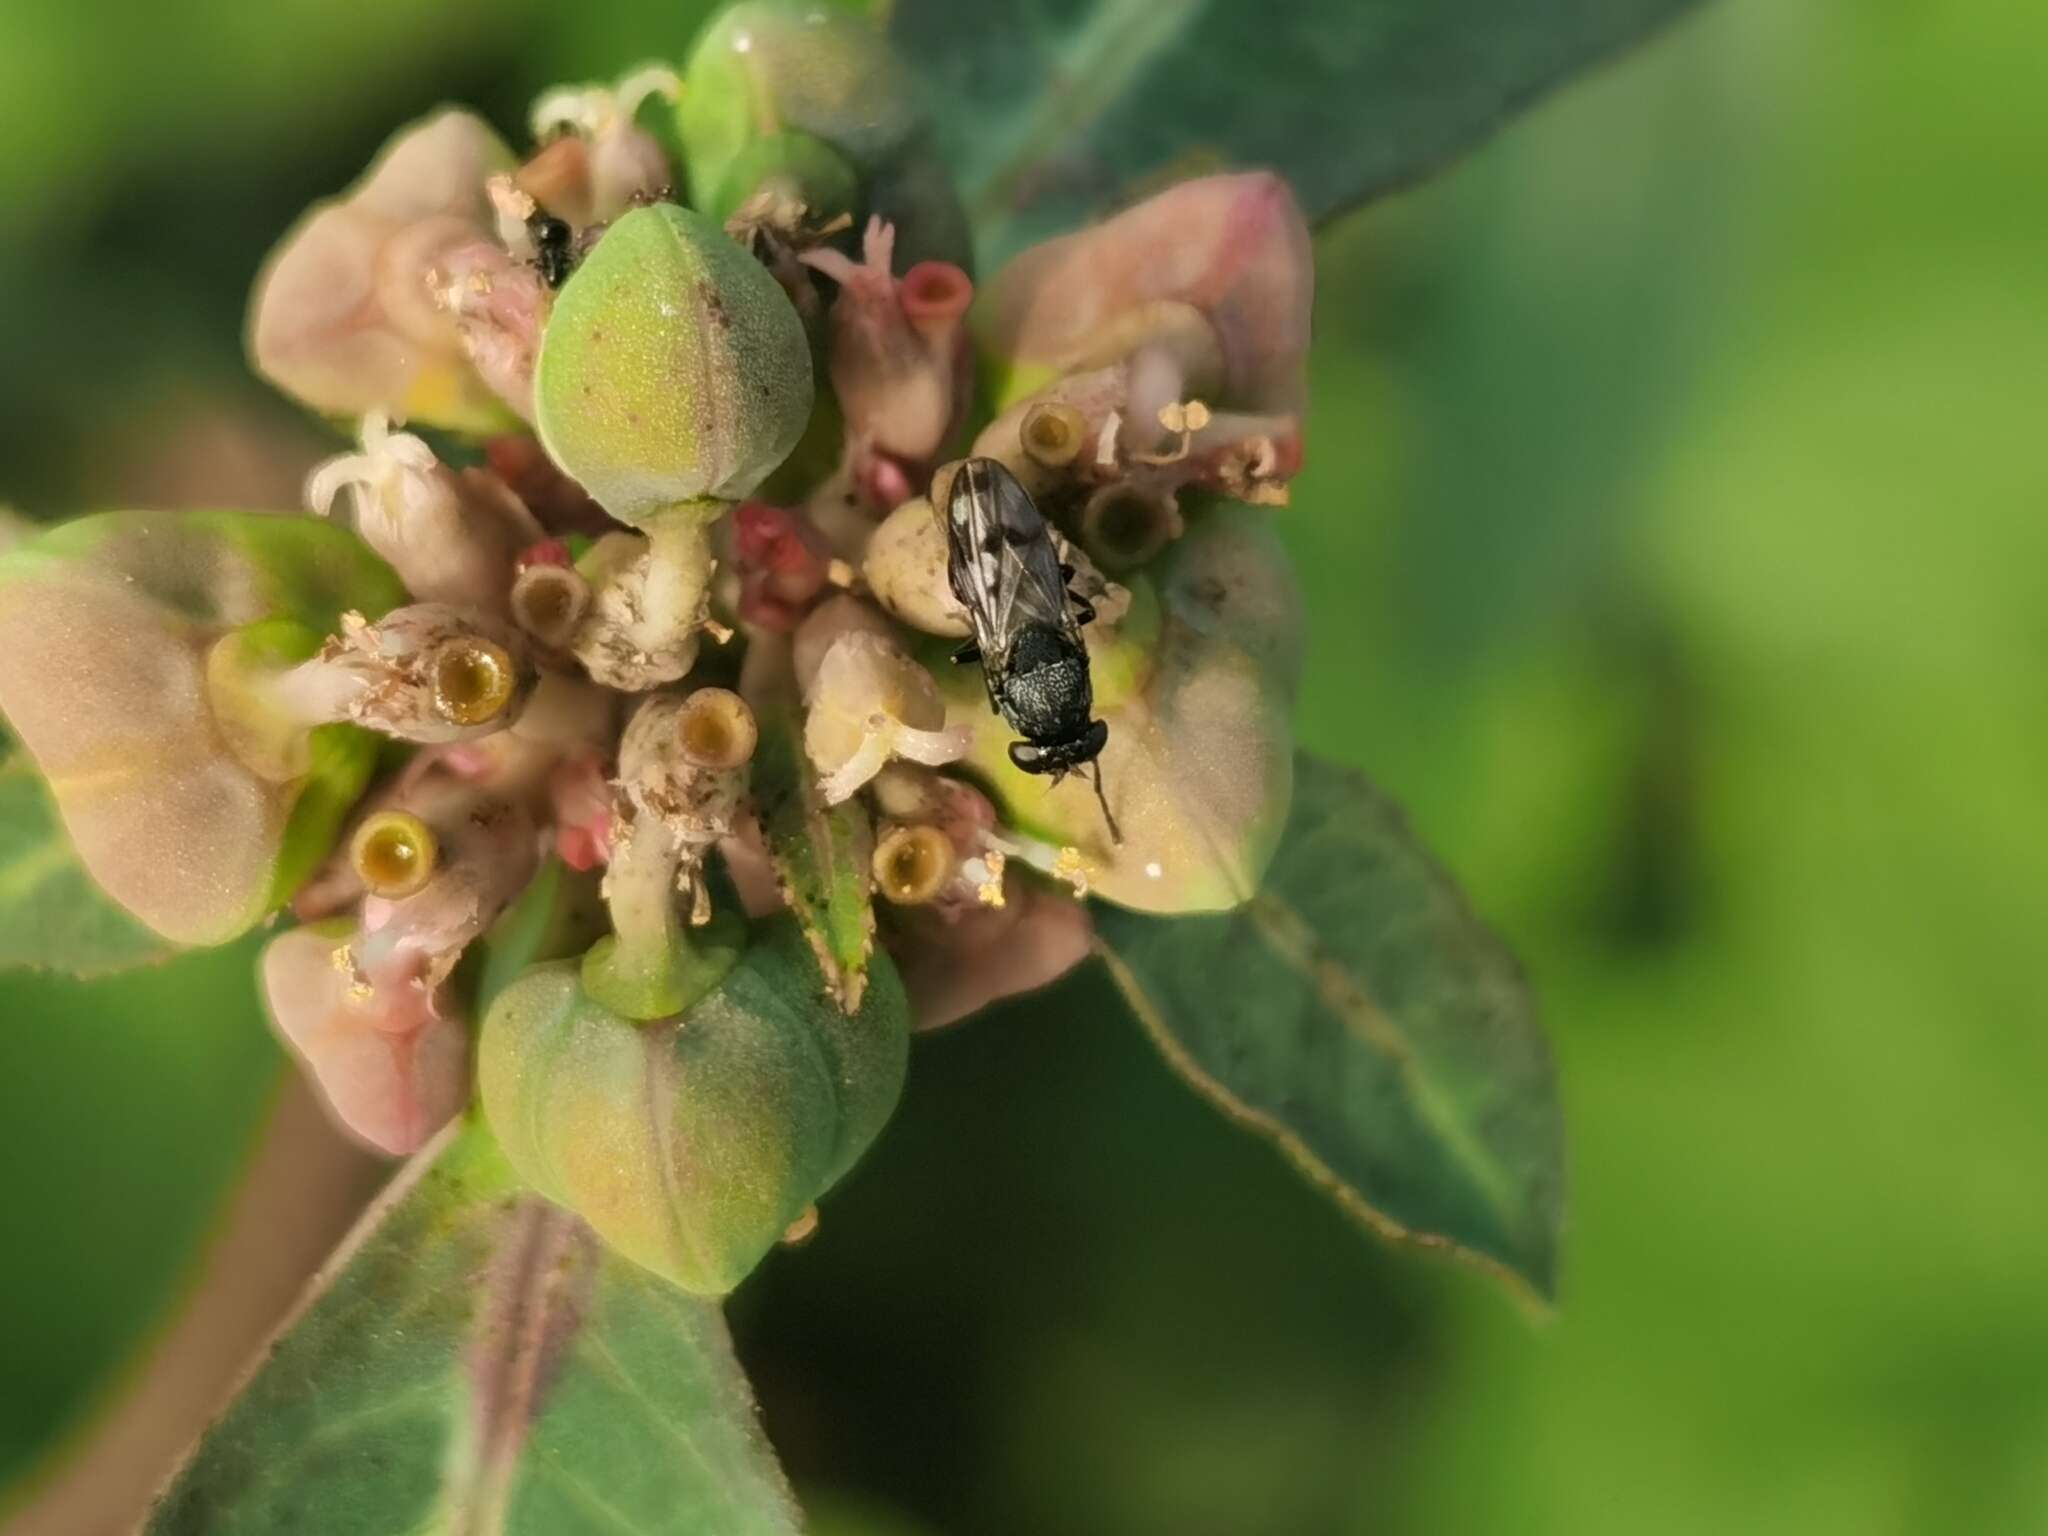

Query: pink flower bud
left=261, top=920, right=470, bottom=1155
left=733, top=501, right=830, bottom=630
left=549, top=750, right=614, bottom=871
left=433, top=239, right=551, bottom=425
left=249, top=111, right=522, bottom=435
left=263, top=776, right=535, bottom=1154
left=802, top=218, right=974, bottom=491
left=980, top=172, right=1312, bottom=417
left=483, top=436, right=610, bottom=534
left=885, top=867, right=1093, bottom=1031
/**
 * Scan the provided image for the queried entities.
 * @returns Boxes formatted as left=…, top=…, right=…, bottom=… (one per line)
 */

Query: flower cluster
left=0, top=1, right=1311, bottom=1294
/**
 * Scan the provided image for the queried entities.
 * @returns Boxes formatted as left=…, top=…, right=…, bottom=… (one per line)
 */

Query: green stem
left=639, top=502, right=723, bottom=645
left=580, top=697, right=746, bottom=1021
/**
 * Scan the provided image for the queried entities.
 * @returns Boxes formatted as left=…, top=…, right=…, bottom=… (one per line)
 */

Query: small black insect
left=528, top=212, right=576, bottom=289
left=941, top=457, right=1119, bottom=841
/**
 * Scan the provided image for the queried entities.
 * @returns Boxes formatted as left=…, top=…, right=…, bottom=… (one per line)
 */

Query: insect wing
left=944, top=459, right=1074, bottom=661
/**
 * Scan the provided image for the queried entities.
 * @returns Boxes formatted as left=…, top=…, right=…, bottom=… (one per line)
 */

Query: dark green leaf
left=890, top=0, right=1703, bottom=258
left=1093, top=752, right=1564, bottom=1297
left=750, top=705, right=876, bottom=1015
left=149, top=1121, right=801, bottom=1536
left=0, top=752, right=173, bottom=977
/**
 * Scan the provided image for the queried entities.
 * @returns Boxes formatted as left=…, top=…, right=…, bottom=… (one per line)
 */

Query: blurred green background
left=4, top=0, right=2046, bottom=1532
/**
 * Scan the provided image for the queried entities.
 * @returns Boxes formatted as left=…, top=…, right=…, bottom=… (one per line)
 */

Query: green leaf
left=149, top=1121, right=801, bottom=1536
left=889, top=0, right=1703, bottom=259
left=0, top=752, right=172, bottom=977
left=1092, top=752, right=1564, bottom=1298
left=750, top=697, right=876, bottom=1015
left=0, top=938, right=284, bottom=1506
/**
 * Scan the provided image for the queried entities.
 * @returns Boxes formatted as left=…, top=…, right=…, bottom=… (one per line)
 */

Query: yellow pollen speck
left=977, top=849, right=1008, bottom=907
left=1051, top=845, right=1091, bottom=897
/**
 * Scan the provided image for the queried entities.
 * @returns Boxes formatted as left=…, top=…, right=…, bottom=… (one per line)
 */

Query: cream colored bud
left=803, top=632, right=969, bottom=805
left=861, top=498, right=970, bottom=638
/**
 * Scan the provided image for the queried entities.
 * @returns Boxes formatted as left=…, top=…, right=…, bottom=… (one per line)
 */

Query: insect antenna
left=1089, top=759, right=1122, bottom=845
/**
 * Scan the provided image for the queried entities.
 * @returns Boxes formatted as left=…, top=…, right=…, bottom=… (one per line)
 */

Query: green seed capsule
left=535, top=203, right=813, bottom=525
left=479, top=918, right=911, bottom=1296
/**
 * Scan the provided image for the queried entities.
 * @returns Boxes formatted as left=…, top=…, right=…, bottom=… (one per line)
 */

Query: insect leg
left=1068, top=594, right=1097, bottom=627
left=951, top=639, right=982, bottom=665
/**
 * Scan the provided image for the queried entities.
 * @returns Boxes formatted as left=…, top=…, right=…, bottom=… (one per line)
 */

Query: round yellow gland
left=873, top=824, right=956, bottom=905
left=535, top=203, right=814, bottom=525
left=351, top=811, right=439, bottom=898
left=1020, top=401, right=1086, bottom=467
left=675, top=687, right=758, bottom=770
left=510, top=564, right=590, bottom=647
left=430, top=638, right=516, bottom=726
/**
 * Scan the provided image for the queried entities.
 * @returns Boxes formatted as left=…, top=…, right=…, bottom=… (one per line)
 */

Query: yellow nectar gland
left=511, top=565, right=592, bottom=648
left=675, top=687, right=759, bottom=770
left=430, top=638, right=517, bottom=726
left=873, top=824, right=957, bottom=905
left=1020, top=401, right=1087, bottom=468
left=350, top=811, right=439, bottom=899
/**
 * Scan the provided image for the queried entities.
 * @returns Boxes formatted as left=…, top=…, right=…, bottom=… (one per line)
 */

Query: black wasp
left=941, top=458, right=1119, bottom=841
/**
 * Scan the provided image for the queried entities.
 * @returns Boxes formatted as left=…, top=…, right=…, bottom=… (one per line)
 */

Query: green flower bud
left=0, top=511, right=406, bottom=944
left=677, top=1, right=973, bottom=270
left=536, top=203, right=813, bottom=525
left=709, top=131, right=860, bottom=232
left=937, top=504, right=1300, bottom=914
left=478, top=916, right=911, bottom=1295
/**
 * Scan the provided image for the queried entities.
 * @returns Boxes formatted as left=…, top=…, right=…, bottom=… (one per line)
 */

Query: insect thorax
left=996, top=623, right=1094, bottom=741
